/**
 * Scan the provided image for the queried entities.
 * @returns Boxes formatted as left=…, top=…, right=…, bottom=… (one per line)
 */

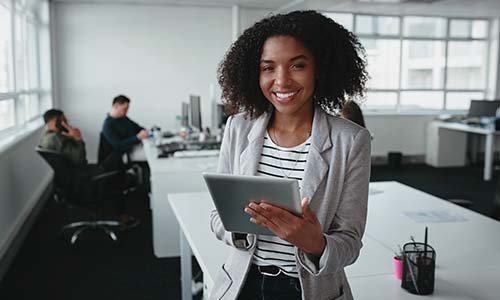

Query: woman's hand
left=244, top=197, right=326, bottom=257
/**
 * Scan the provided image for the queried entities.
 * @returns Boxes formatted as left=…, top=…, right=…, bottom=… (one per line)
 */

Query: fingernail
left=250, top=218, right=255, bottom=223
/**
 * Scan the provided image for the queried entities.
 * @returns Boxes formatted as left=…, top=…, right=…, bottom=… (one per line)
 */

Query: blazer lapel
left=240, top=112, right=272, bottom=175
left=301, top=106, right=332, bottom=201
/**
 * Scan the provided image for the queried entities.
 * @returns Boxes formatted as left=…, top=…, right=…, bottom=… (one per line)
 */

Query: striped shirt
left=252, top=131, right=311, bottom=278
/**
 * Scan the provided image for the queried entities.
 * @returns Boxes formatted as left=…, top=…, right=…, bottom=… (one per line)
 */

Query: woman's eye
left=262, top=65, right=274, bottom=72
left=292, top=63, right=305, bottom=70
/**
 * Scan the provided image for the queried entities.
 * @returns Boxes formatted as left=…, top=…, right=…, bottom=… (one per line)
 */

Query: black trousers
left=238, top=265, right=302, bottom=300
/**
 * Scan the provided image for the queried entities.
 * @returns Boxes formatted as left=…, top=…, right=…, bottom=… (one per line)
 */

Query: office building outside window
left=324, top=12, right=492, bottom=113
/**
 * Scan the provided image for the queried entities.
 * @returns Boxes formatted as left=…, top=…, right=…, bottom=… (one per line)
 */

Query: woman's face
left=259, top=35, right=316, bottom=117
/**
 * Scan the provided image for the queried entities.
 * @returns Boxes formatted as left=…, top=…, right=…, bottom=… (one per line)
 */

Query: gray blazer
left=210, top=106, right=371, bottom=300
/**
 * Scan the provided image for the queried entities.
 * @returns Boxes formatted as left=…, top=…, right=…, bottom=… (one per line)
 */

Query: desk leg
left=485, top=134, right=494, bottom=181
left=180, top=228, right=193, bottom=300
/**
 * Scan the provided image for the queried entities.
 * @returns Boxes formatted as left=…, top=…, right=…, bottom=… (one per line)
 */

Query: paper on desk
left=403, top=210, right=467, bottom=223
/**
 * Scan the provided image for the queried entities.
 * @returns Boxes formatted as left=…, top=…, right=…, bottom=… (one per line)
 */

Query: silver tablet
left=203, top=172, right=301, bottom=235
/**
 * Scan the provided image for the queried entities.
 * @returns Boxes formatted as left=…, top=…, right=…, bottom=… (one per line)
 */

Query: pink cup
left=393, top=256, right=403, bottom=280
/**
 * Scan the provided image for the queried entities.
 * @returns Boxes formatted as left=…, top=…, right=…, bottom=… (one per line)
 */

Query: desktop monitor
left=216, top=103, right=228, bottom=129
left=181, top=102, right=189, bottom=127
left=189, top=95, right=202, bottom=131
left=468, top=100, right=500, bottom=118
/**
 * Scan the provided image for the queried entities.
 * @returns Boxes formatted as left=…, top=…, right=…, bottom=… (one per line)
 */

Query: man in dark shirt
left=102, top=95, right=149, bottom=158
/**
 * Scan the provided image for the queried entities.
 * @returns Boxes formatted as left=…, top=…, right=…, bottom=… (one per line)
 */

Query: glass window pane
left=0, top=5, right=12, bottom=93
left=39, top=91, right=52, bottom=113
left=446, top=92, right=484, bottom=110
left=400, top=91, right=444, bottom=110
left=472, top=20, right=488, bottom=39
left=364, top=91, right=398, bottom=110
left=450, top=20, right=470, bottom=38
left=356, top=15, right=373, bottom=35
left=21, top=93, right=39, bottom=121
left=27, top=21, right=38, bottom=90
left=0, top=99, right=15, bottom=131
left=325, top=13, right=353, bottom=31
left=377, top=16, right=399, bottom=35
left=403, top=16, right=446, bottom=38
left=361, top=38, right=401, bottom=89
left=446, top=41, right=487, bottom=89
left=355, top=15, right=399, bottom=35
left=401, top=41, right=445, bottom=89
left=15, top=13, right=28, bottom=91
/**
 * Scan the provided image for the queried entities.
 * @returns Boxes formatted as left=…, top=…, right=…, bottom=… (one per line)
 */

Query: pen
left=404, top=252, right=420, bottom=294
left=424, top=227, right=428, bottom=259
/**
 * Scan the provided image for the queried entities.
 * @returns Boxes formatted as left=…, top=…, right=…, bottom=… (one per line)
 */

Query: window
left=324, top=11, right=492, bottom=113
left=447, top=41, right=487, bottom=89
left=402, top=41, right=445, bottom=89
left=325, top=13, right=353, bottom=31
left=0, top=0, right=51, bottom=135
left=361, top=38, right=400, bottom=89
left=0, top=99, right=15, bottom=131
left=403, top=17, right=447, bottom=38
left=0, top=5, right=12, bottom=93
left=356, top=15, right=399, bottom=36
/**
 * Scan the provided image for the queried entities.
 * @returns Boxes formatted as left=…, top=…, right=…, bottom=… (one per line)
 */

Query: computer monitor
left=189, top=95, right=202, bottom=131
left=181, top=102, right=189, bottom=127
left=468, top=100, right=500, bottom=118
left=216, top=103, right=228, bottom=129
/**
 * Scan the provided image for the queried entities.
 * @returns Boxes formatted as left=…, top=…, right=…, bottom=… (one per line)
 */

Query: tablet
left=203, top=172, right=301, bottom=235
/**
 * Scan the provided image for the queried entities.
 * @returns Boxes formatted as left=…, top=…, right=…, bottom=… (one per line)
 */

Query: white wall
left=0, top=126, right=53, bottom=262
left=365, top=114, right=436, bottom=157
left=54, top=3, right=235, bottom=161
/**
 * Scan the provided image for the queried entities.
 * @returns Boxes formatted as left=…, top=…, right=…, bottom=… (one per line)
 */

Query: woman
left=210, top=10, right=371, bottom=300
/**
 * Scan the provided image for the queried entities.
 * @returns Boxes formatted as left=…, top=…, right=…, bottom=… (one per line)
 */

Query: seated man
left=40, top=109, right=140, bottom=230
left=101, top=95, right=149, bottom=161
left=40, top=109, right=87, bottom=166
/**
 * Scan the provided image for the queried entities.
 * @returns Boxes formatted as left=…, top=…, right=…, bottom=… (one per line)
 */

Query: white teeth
left=275, top=91, right=298, bottom=99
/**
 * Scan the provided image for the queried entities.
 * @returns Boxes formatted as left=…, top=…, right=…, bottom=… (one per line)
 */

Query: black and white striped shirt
left=252, top=131, right=311, bottom=278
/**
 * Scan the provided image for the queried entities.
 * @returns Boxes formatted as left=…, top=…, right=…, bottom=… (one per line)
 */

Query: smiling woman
left=211, top=10, right=371, bottom=300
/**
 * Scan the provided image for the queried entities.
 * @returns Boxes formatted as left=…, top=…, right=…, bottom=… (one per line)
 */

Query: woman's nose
left=274, top=67, right=292, bottom=87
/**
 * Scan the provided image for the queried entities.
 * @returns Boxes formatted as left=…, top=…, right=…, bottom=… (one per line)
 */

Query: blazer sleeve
left=297, top=128, right=371, bottom=275
left=209, top=116, right=256, bottom=250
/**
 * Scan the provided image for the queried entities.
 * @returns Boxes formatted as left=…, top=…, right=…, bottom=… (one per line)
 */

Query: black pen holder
left=401, top=242, right=436, bottom=295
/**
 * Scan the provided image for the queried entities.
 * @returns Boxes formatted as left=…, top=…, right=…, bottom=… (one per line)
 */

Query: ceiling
left=52, top=0, right=500, bottom=18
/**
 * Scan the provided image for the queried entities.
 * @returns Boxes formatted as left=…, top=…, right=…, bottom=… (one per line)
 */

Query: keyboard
left=173, top=149, right=220, bottom=158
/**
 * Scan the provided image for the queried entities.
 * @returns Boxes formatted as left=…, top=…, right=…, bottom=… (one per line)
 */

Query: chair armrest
left=89, top=170, right=121, bottom=183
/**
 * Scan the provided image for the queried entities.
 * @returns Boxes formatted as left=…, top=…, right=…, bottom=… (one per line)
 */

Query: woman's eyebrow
left=289, top=54, right=307, bottom=62
left=260, top=54, right=308, bottom=64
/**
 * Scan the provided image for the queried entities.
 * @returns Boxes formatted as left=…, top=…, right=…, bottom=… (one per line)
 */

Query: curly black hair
left=217, top=10, right=368, bottom=118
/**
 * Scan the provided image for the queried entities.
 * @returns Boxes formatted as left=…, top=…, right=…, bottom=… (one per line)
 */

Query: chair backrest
left=98, top=132, right=114, bottom=165
left=341, top=100, right=366, bottom=128
left=35, top=146, right=74, bottom=197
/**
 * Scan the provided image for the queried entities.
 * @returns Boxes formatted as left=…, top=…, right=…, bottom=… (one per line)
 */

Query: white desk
left=143, top=140, right=218, bottom=257
left=169, top=181, right=500, bottom=300
left=426, top=121, right=500, bottom=181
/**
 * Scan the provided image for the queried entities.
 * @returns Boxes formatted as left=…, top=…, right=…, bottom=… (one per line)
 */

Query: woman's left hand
left=245, top=197, right=326, bottom=257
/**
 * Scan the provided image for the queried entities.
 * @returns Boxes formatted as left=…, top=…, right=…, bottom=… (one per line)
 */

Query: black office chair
left=98, top=132, right=143, bottom=194
left=36, top=147, right=122, bottom=244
